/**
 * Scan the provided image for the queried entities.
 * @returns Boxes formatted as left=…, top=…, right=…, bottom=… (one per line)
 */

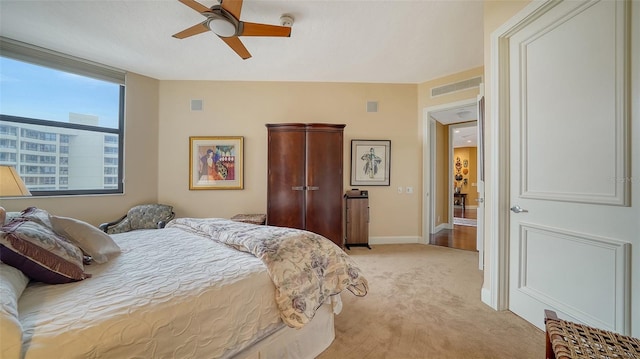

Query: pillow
left=18, top=206, right=53, bottom=228
left=0, top=220, right=89, bottom=284
left=0, top=262, right=29, bottom=359
left=49, top=215, right=121, bottom=264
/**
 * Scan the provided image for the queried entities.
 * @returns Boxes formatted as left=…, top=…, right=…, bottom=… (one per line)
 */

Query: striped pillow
left=0, top=219, right=90, bottom=284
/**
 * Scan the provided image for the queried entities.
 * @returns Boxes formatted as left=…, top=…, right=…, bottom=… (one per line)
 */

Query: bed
left=0, top=208, right=368, bottom=359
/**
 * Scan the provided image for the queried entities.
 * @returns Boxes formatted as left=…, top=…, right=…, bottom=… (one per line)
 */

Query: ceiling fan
left=173, top=0, right=292, bottom=60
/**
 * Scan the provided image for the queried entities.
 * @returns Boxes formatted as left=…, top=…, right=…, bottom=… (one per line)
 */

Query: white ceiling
left=452, top=125, right=477, bottom=148
left=0, top=0, right=484, bottom=84
left=430, top=103, right=477, bottom=125
left=429, top=103, right=478, bottom=147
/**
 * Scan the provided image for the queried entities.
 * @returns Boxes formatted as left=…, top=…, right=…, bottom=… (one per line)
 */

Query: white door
left=507, top=0, right=634, bottom=333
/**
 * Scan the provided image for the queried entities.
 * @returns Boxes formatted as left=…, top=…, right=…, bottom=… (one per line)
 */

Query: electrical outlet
left=397, top=186, right=403, bottom=194
left=406, top=186, right=413, bottom=194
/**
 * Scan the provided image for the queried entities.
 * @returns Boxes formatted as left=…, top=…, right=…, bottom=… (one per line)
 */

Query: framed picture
left=350, top=139, right=391, bottom=186
left=189, top=136, right=244, bottom=190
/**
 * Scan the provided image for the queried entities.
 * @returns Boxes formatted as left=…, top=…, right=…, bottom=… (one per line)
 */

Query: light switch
left=406, top=187, right=413, bottom=194
left=397, top=186, right=403, bottom=194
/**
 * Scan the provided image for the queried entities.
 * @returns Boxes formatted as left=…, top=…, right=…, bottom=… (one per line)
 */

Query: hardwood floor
left=454, top=207, right=477, bottom=219
left=429, top=208, right=477, bottom=251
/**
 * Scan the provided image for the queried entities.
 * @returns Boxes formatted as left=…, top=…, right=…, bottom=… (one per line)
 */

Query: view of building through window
left=0, top=55, right=124, bottom=195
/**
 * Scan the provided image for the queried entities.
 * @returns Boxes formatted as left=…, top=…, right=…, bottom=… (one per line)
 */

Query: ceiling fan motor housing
left=205, top=5, right=239, bottom=37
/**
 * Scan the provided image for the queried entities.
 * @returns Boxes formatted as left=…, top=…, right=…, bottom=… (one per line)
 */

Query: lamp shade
left=0, top=166, right=31, bottom=197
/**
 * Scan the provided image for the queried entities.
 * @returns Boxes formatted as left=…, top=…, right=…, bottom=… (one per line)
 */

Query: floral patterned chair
left=99, top=204, right=175, bottom=234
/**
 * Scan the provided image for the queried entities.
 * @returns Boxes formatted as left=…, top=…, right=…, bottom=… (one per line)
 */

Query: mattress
left=17, top=227, right=283, bottom=359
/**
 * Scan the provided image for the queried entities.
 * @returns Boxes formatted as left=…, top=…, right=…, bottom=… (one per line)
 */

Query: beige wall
left=1, top=73, right=161, bottom=226
left=157, top=81, right=421, bottom=238
left=417, top=67, right=484, bottom=110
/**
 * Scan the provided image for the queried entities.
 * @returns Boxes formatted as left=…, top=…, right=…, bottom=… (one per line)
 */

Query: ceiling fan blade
left=220, top=0, right=243, bottom=20
left=178, top=0, right=211, bottom=14
left=240, top=22, right=291, bottom=37
left=221, top=36, right=251, bottom=60
left=172, top=22, right=210, bottom=39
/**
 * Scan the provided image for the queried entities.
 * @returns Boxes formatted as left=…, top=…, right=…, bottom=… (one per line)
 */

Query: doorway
left=425, top=101, right=478, bottom=252
left=450, top=122, right=478, bottom=226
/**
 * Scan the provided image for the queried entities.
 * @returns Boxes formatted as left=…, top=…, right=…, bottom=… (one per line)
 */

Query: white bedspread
left=18, top=227, right=283, bottom=359
left=167, top=218, right=368, bottom=329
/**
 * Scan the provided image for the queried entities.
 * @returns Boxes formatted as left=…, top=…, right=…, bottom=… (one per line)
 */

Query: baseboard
left=481, top=287, right=494, bottom=309
left=369, top=236, right=421, bottom=245
left=433, top=223, right=449, bottom=233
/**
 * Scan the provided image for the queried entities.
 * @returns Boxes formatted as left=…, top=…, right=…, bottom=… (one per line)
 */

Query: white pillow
left=0, top=262, right=29, bottom=359
left=49, top=215, right=121, bottom=264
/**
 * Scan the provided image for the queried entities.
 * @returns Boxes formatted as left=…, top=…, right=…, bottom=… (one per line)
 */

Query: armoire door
left=266, top=123, right=345, bottom=247
left=266, top=125, right=306, bottom=230
left=305, top=124, right=345, bottom=246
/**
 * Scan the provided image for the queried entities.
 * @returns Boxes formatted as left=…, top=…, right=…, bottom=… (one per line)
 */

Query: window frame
left=0, top=37, right=126, bottom=196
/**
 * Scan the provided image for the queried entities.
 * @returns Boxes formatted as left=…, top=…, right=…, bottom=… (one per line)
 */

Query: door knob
left=475, top=198, right=484, bottom=203
left=510, top=205, right=528, bottom=213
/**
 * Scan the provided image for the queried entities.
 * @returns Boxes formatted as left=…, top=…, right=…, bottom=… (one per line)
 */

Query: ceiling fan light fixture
left=207, top=17, right=236, bottom=37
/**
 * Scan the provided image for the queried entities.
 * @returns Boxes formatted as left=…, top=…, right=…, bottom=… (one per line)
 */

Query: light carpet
left=317, top=244, right=544, bottom=359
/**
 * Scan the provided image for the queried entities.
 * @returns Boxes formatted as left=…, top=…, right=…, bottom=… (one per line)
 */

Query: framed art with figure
left=189, top=136, right=244, bottom=190
left=350, top=139, right=391, bottom=186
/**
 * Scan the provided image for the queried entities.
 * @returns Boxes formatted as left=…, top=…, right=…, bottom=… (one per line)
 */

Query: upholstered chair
left=99, top=204, right=175, bottom=234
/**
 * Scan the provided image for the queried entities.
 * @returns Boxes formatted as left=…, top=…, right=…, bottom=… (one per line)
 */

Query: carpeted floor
left=317, top=244, right=544, bottom=359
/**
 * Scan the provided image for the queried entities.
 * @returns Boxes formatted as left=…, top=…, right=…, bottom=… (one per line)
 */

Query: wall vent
left=366, top=101, right=378, bottom=113
left=191, top=99, right=203, bottom=111
left=431, top=76, right=482, bottom=97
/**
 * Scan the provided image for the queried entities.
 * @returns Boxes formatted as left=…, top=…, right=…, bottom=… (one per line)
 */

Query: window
left=104, top=146, right=118, bottom=155
left=104, top=167, right=118, bottom=175
left=0, top=125, right=17, bottom=136
left=0, top=38, right=125, bottom=196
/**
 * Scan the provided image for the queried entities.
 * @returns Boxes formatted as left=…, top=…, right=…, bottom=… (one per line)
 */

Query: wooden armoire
left=266, top=123, right=346, bottom=247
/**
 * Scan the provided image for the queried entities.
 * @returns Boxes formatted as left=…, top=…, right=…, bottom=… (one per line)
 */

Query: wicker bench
left=544, top=310, right=640, bottom=359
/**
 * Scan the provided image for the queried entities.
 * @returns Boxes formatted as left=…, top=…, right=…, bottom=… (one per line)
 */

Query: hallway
left=429, top=208, right=477, bottom=251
